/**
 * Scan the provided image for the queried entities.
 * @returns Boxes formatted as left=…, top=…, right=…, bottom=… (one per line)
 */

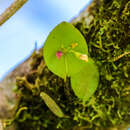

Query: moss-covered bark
left=3, top=0, right=130, bottom=129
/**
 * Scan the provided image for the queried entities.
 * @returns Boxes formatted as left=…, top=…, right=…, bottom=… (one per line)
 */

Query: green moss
left=11, top=0, right=130, bottom=129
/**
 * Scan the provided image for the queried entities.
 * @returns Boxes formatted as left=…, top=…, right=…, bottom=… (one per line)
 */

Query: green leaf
left=40, top=92, right=65, bottom=118
left=71, top=58, right=99, bottom=102
left=43, top=21, right=88, bottom=79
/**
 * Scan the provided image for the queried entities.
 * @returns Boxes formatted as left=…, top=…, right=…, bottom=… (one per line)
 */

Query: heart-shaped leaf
left=71, top=58, right=99, bottom=102
left=43, top=21, right=88, bottom=79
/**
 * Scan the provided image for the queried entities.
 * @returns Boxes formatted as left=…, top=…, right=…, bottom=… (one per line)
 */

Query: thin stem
left=113, top=51, right=130, bottom=62
left=64, top=55, right=68, bottom=82
left=0, top=0, right=28, bottom=26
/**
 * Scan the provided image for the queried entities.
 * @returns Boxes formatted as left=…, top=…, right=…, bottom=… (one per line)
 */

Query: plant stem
left=113, top=51, right=130, bottom=62
left=64, top=55, right=68, bottom=82
left=0, top=0, right=28, bottom=26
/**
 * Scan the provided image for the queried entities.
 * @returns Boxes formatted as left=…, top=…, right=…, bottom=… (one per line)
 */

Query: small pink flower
left=56, top=51, right=63, bottom=60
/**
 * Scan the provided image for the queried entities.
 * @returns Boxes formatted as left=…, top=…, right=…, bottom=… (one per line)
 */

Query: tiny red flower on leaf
left=56, top=51, right=63, bottom=60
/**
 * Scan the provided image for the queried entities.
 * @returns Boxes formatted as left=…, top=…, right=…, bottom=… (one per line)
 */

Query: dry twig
left=0, top=0, right=28, bottom=26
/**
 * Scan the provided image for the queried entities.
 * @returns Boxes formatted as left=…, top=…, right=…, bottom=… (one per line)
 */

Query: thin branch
left=0, top=0, right=28, bottom=26
left=113, top=51, right=130, bottom=62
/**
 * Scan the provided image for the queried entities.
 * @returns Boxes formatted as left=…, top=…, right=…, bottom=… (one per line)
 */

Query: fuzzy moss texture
left=13, top=0, right=130, bottom=129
